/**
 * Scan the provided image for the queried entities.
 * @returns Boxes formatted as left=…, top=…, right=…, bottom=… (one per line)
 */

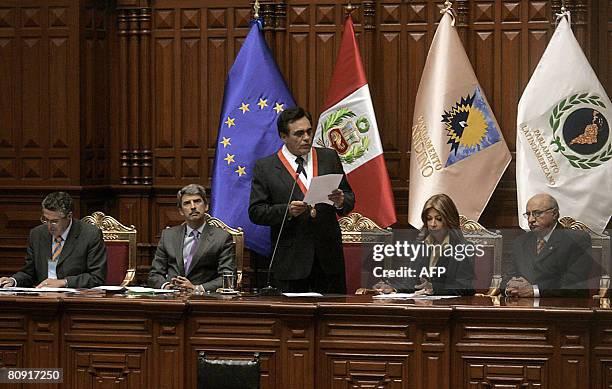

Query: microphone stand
left=259, top=171, right=301, bottom=296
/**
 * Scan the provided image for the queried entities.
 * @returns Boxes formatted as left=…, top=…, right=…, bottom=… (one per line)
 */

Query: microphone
left=259, top=170, right=301, bottom=296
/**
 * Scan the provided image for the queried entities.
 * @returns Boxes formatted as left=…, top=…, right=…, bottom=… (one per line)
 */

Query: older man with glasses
left=0, top=192, right=107, bottom=289
left=504, top=193, right=593, bottom=297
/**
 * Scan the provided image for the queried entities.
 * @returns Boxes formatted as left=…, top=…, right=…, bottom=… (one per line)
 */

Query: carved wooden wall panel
left=317, top=306, right=451, bottom=389
left=62, top=298, right=185, bottom=388
left=150, top=2, right=252, bottom=188
left=0, top=311, right=27, bottom=389
left=453, top=308, right=592, bottom=389
left=0, top=2, right=79, bottom=185
left=592, top=311, right=612, bottom=389
left=186, top=300, right=317, bottom=389
left=68, top=345, right=148, bottom=388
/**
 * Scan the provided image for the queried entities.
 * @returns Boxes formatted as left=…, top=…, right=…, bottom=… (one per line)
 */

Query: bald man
left=504, top=193, right=593, bottom=297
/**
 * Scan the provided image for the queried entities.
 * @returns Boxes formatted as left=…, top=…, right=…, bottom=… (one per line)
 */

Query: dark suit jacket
left=148, top=222, right=236, bottom=291
left=505, top=227, right=593, bottom=297
left=390, top=233, right=475, bottom=296
left=12, top=219, right=107, bottom=288
left=248, top=147, right=355, bottom=280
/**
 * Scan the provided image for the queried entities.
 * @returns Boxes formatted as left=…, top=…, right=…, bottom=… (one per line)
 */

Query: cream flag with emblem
left=408, top=9, right=511, bottom=228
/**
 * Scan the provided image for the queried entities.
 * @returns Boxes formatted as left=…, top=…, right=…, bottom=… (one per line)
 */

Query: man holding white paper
left=249, top=107, right=355, bottom=293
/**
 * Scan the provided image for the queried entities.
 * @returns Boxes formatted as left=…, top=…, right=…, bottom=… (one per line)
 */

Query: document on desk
left=283, top=292, right=323, bottom=297
left=373, top=293, right=459, bottom=300
left=0, top=286, right=78, bottom=293
left=303, top=174, right=342, bottom=206
left=93, top=285, right=126, bottom=292
left=126, top=286, right=176, bottom=294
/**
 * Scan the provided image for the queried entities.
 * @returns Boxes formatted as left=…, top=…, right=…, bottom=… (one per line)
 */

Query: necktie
left=295, top=156, right=307, bottom=178
left=51, top=237, right=63, bottom=262
left=184, top=230, right=200, bottom=273
left=536, top=238, right=546, bottom=255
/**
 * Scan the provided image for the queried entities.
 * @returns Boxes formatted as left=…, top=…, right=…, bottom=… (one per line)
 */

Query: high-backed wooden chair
left=559, top=216, right=611, bottom=298
left=339, top=212, right=393, bottom=294
left=205, top=213, right=244, bottom=290
left=82, top=212, right=137, bottom=286
left=459, top=215, right=503, bottom=296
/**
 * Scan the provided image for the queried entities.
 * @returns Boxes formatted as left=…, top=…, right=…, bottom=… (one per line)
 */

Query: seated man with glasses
left=0, top=192, right=107, bottom=289
left=504, top=193, right=592, bottom=297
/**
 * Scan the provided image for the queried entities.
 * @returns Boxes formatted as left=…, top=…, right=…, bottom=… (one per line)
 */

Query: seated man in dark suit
left=0, top=192, right=107, bottom=289
left=504, top=193, right=593, bottom=297
left=148, top=184, right=235, bottom=292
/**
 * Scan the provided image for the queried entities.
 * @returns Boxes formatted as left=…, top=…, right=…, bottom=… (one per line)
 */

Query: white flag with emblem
left=517, top=13, right=612, bottom=232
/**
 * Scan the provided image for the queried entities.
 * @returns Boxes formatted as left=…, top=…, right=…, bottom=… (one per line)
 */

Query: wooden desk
left=0, top=294, right=611, bottom=388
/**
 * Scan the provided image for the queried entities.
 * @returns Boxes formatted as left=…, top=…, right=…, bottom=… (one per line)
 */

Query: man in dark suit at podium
left=0, top=191, right=107, bottom=289
left=148, top=184, right=235, bottom=292
left=505, top=193, right=593, bottom=297
left=249, top=107, right=355, bottom=293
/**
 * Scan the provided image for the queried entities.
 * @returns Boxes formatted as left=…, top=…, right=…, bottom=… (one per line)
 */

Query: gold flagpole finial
left=440, top=0, right=456, bottom=25
left=253, top=0, right=260, bottom=19
left=555, top=0, right=570, bottom=25
left=441, top=0, right=453, bottom=12
left=345, top=2, right=358, bottom=15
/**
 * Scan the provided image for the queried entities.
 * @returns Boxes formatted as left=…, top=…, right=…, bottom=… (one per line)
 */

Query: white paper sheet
left=93, top=285, right=127, bottom=292
left=302, top=174, right=342, bottom=205
left=282, top=292, right=323, bottom=297
left=0, top=286, right=78, bottom=293
left=373, top=293, right=459, bottom=300
left=126, top=286, right=176, bottom=294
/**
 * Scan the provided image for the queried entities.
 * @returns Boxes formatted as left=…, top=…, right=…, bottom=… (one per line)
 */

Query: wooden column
left=117, top=9, right=131, bottom=184
left=260, top=1, right=275, bottom=47
left=115, top=1, right=152, bottom=186
left=138, top=7, right=152, bottom=185
left=274, top=1, right=288, bottom=76
left=362, top=0, right=375, bottom=83
left=113, top=1, right=153, bottom=253
left=455, top=0, right=469, bottom=44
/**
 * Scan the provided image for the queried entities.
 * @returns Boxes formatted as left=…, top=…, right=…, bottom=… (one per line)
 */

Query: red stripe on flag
left=322, top=16, right=367, bottom=110
left=347, top=155, right=396, bottom=227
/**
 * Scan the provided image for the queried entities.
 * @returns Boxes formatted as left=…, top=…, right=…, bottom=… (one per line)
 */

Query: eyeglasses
left=522, top=207, right=555, bottom=219
left=40, top=214, right=69, bottom=226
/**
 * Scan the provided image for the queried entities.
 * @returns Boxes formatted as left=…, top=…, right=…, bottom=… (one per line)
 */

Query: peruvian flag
left=315, top=15, right=396, bottom=227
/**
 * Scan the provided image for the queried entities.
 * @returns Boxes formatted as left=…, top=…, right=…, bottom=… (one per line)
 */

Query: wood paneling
left=0, top=0, right=610, bottom=279
left=1, top=295, right=612, bottom=388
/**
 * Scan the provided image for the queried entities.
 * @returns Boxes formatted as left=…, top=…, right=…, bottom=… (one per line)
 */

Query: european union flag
left=211, top=20, right=295, bottom=256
